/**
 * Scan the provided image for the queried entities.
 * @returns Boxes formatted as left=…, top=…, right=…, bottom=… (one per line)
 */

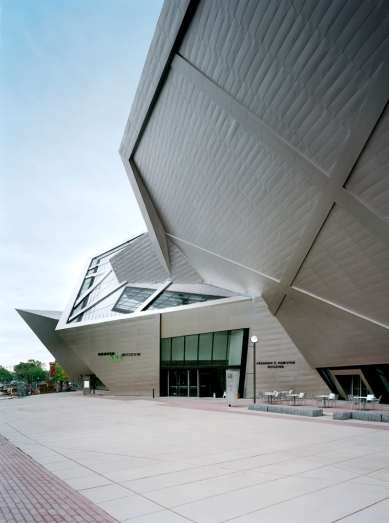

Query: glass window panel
left=179, top=370, right=188, bottom=396
left=112, top=286, right=156, bottom=314
left=161, top=338, right=171, bottom=367
left=228, top=329, right=244, bottom=366
left=169, top=370, right=178, bottom=396
left=171, top=337, right=185, bottom=366
left=189, top=369, right=197, bottom=397
left=212, top=331, right=228, bottom=365
left=185, top=335, right=198, bottom=366
left=147, top=291, right=224, bottom=310
left=198, top=333, right=213, bottom=366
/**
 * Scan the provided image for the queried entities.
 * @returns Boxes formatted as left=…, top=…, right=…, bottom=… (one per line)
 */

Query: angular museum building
left=18, top=0, right=389, bottom=402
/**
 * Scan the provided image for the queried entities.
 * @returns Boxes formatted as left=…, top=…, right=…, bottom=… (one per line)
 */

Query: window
left=171, top=337, right=185, bottom=366
left=161, top=329, right=245, bottom=368
left=112, top=286, right=156, bottom=314
left=185, top=335, right=198, bottom=366
left=161, top=338, right=171, bottom=367
left=146, top=291, right=224, bottom=310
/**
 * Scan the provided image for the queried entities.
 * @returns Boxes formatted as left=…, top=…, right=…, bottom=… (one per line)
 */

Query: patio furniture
left=365, top=394, right=375, bottom=409
left=273, top=391, right=281, bottom=403
left=356, top=396, right=368, bottom=410
left=295, top=392, right=306, bottom=405
left=264, top=392, right=275, bottom=403
left=327, top=393, right=336, bottom=407
left=349, top=395, right=360, bottom=410
left=287, top=394, right=300, bottom=405
left=372, top=395, right=382, bottom=409
left=312, top=394, right=323, bottom=407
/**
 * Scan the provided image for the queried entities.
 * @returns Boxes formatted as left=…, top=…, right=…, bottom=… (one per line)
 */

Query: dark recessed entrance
left=160, top=329, right=248, bottom=398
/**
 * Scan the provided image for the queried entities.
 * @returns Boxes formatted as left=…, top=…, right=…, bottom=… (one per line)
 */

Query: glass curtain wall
left=160, top=329, right=248, bottom=398
left=317, top=364, right=389, bottom=403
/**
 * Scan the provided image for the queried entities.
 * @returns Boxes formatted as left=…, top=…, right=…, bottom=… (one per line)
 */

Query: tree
left=52, top=365, right=70, bottom=382
left=25, top=366, right=46, bottom=383
left=0, top=366, right=13, bottom=382
left=14, top=360, right=46, bottom=382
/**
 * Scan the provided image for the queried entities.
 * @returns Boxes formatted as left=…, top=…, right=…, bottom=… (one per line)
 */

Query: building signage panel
left=257, top=361, right=295, bottom=369
left=226, top=370, right=239, bottom=407
left=97, top=352, right=141, bottom=360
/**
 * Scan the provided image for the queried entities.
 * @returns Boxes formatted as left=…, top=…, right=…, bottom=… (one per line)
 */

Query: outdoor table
left=357, top=396, right=367, bottom=410
left=319, top=395, right=330, bottom=407
left=264, top=392, right=275, bottom=404
left=288, top=394, right=300, bottom=405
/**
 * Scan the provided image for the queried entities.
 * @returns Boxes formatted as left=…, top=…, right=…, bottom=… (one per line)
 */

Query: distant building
left=18, top=0, right=389, bottom=402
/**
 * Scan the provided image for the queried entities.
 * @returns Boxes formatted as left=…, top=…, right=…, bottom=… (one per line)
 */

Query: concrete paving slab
left=98, top=493, right=163, bottom=521
left=228, top=482, right=389, bottom=522
left=122, top=466, right=234, bottom=494
left=65, top=473, right=113, bottom=490
left=337, top=497, right=389, bottom=522
left=81, top=484, right=136, bottom=503
left=0, top=393, right=388, bottom=522
left=121, top=510, right=193, bottom=522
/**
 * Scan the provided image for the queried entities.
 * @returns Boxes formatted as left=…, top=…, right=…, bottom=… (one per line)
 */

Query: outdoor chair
left=327, top=393, right=336, bottom=407
left=257, top=391, right=264, bottom=402
left=365, top=394, right=375, bottom=409
left=349, top=395, right=360, bottom=409
left=372, top=395, right=382, bottom=409
left=312, top=394, right=322, bottom=407
left=273, top=391, right=281, bottom=403
left=297, top=392, right=306, bottom=405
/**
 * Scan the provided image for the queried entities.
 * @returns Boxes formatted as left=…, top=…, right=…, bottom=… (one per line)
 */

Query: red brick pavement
left=0, top=435, right=118, bottom=523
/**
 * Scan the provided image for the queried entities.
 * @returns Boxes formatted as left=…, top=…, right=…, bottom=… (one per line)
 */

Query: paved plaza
left=1, top=393, right=389, bottom=522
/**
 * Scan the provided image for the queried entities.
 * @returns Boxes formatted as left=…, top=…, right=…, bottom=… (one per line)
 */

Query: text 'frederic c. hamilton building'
left=18, top=0, right=389, bottom=402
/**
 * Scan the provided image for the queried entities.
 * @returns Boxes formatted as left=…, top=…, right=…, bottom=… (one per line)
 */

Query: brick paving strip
left=0, top=435, right=118, bottom=523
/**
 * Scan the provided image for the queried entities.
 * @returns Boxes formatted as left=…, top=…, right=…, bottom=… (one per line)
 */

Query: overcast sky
left=1, top=0, right=164, bottom=370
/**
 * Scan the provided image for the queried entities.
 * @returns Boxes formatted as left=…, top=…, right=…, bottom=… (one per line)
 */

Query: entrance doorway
left=330, top=370, right=372, bottom=399
left=164, top=369, right=229, bottom=398
left=168, top=370, right=198, bottom=397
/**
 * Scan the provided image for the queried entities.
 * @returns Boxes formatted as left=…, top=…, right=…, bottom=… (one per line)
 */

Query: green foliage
left=52, top=365, right=70, bottom=382
left=25, top=366, right=46, bottom=383
left=14, top=360, right=46, bottom=382
left=0, top=366, right=13, bottom=382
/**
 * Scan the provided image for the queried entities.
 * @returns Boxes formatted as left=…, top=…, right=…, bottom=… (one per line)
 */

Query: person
left=17, top=383, right=26, bottom=399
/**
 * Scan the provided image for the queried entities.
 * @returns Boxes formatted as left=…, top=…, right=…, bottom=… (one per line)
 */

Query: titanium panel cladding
left=180, top=0, right=389, bottom=173
left=134, top=69, right=321, bottom=280
left=293, top=204, right=389, bottom=328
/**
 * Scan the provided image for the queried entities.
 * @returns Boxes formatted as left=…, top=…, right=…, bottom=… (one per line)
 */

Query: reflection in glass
left=198, top=333, right=213, bottom=366
left=189, top=369, right=197, bottom=397
left=185, top=335, right=198, bottom=366
left=169, top=370, right=178, bottom=396
left=171, top=337, right=185, bottom=366
left=161, top=338, right=171, bottom=367
left=112, top=286, right=156, bottom=314
left=161, top=329, right=245, bottom=368
left=228, top=330, right=244, bottom=365
left=212, top=331, right=228, bottom=365
left=147, top=291, right=224, bottom=310
left=179, top=370, right=188, bottom=396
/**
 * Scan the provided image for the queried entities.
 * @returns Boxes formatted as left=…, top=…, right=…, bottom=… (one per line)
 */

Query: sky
left=1, top=0, right=164, bottom=370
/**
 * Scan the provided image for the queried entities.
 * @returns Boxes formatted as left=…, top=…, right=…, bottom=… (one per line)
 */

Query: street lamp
left=250, top=335, right=258, bottom=403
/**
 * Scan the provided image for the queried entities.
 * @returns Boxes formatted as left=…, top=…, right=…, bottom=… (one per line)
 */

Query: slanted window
left=112, top=286, right=156, bottom=314
left=146, top=291, right=224, bottom=310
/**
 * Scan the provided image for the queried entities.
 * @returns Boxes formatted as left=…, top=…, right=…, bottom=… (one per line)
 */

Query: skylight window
left=112, top=286, right=156, bottom=314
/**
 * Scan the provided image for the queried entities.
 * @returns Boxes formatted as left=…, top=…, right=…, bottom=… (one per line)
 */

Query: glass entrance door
left=335, top=373, right=369, bottom=399
left=179, top=370, right=188, bottom=396
left=168, top=370, right=197, bottom=396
